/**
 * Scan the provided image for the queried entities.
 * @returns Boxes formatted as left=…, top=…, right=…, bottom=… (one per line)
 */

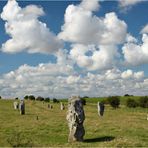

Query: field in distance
left=0, top=97, right=147, bottom=147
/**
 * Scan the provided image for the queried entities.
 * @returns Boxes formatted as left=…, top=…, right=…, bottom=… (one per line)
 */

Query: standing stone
left=50, top=105, right=53, bottom=109
left=48, top=104, right=53, bottom=109
left=97, top=102, right=105, bottom=116
left=66, top=96, right=85, bottom=142
left=19, top=100, right=25, bottom=115
left=13, top=101, right=19, bottom=110
left=60, top=102, right=65, bottom=110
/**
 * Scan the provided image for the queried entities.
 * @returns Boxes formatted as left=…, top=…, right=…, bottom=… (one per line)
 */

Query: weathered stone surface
left=19, top=100, right=25, bottom=115
left=13, top=101, right=19, bottom=110
left=60, top=102, right=65, bottom=110
left=66, top=96, right=85, bottom=142
left=97, top=102, right=105, bottom=116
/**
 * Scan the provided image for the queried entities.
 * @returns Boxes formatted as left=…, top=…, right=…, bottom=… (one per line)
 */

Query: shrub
left=28, top=95, right=35, bottom=100
left=15, top=98, right=18, bottom=100
left=107, top=96, right=120, bottom=109
left=81, top=98, right=86, bottom=105
left=124, top=94, right=130, bottom=97
left=36, top=96, right=44, bottom=101
left=53, top=98, right=59, bottom=103
left=24, top=95, right=29, bottom=100
left=44, top=97, right=50, bottom=102
left=139, top=96, right=148, bottom=108
left=126, top=98, right=138, bottom=108
left=0, top=96, right=1, bottom=99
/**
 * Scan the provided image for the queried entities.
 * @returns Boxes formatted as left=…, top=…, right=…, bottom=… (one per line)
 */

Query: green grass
left=0, top=98, right=148, bottom=147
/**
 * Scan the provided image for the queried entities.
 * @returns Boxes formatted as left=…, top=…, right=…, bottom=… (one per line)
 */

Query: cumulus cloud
left=0, top=0, right=63, bottom=54
left=122, top=33, right=148, bottom=66
left=70, top=44, right=119, bottom=70
left=58, top=0, right=127, bottom=71
left=119, top=0, right=143, bottom=11
left=58, top=3, right=127, bottom=45
left=80, top=0, right=100, bottom=12
left=141, top=24, right=148, bottom=34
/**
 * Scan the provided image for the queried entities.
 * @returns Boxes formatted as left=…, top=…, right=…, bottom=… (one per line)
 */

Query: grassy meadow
left=0, top=97, right=148, bottom=147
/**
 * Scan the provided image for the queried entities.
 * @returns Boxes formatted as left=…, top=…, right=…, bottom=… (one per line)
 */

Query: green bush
left=44, top=97, right=50, bottom=102
left=24, top=95, right=28, bottom=100
left=28, top=95, right=35, bottom=100
left=80, top=98, right=86, bottom=105
left=139, top=96, right=148, bottom=108
left=126, top=98, right=138, bottom=108
left=53, top=98, right=59, bottom=103
left=36, top=96, right=44, bottom=101
left=107, top=96, right=120, bottom=109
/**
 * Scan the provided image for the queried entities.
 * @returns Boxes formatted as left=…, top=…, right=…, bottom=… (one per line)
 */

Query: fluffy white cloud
left=59, top=2, right=127, bottom=45
left=80, top=0, right=99, bottom=12
left=119, top=0, right=142, bottom=9
left=0, top=0, right=63, bottom=54
left=70, top=44, right=119, bottom=70
left=122, top=34, right=148, bottom=65
left=141, top=24, right=148, bottom=34
left=58, top=0, right=127, bottom=71
left=126, top=34, right=137, bottom=43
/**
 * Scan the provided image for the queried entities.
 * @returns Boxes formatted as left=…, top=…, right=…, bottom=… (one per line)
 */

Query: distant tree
left=0, top=96, right=1, bottom=99
left=126, top=98, right=138, bottom=108
left=36, top=96, right=44, bottom=101
left=28, top=95, right=35, bottom=100
left=139, top=96, right=148, bottom=108
left=83, top=96, right=89, bottom=99
left=107, top=96, right=120, bottom=109
left=15, top=97, right=18, bottom=100
left=24, top=95, right=29, bottom=100
left=44, top=97, right=50, bottom=102
left=81, top=98, right=86, bottom=105
left=53, top=98, right=59, bottom=103
left=124, top=94, right=130, bottom=97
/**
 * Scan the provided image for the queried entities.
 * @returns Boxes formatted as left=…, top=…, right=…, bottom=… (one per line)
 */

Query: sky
left=0, top=0, right=148, bottom=99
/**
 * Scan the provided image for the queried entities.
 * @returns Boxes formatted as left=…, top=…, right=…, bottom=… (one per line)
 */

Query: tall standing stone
left=13, top=101, right=19, bottom=110
left=19, top=100, right=25, bottom=115
left=97, top=102, right=105, bottom=116
left=66, top=96, right=85, bottom=142
left=60, top=102, right=65, bottom=110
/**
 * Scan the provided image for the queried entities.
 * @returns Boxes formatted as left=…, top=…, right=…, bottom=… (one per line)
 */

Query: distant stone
left=66, top=96, right=85, bottom=142
left=19, top=100, right=25, bottom=115
left=48, top=104, right=53, bottom=109
left=36, top=116, right=39, bottom=120
left=60, top=102, right=65, bottom=110
left=50, top=105, right=53, bottom=109
left=13, top=101, right=19, bottom=110
left=147, top=114, right=148, bottom=120
left=97, top=102, right=105, bottom=116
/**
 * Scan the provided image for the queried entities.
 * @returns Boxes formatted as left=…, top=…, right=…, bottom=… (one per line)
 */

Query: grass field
left=0, top=98, right=148, bottom=147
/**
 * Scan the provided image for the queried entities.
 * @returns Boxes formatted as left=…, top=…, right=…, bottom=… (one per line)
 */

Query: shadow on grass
left=84, top=136, right=115, bottom=143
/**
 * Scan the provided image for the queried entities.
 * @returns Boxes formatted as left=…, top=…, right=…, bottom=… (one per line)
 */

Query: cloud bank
left=0, top=0, right=148, bottom=98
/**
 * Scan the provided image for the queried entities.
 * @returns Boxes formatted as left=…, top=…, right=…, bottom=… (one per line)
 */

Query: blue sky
left=0, top=0, right=148, bottom=98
